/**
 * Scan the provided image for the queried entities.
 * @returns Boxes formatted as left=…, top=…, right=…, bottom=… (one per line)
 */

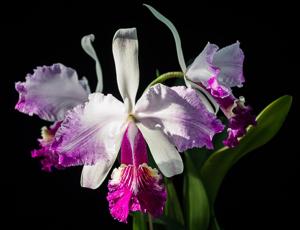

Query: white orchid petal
left=135, top=84, right=224, bottom=151
left=112, top=28, right=139, bottom=111
left=137, top=123, right=183, bottom=177
left=54, top=93, right=127, bottom=168
left=80, top=121, right=126, bottom=189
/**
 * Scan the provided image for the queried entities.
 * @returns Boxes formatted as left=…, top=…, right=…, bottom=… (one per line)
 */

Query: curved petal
left=81, top=34, right=103, bottom=92
left=15, top=63, right=90, bottom=122
left=52, top=93, right=127, bottom=167
left=135, top=84, right=224, bottom=151
left=112, top=28, right=139, bottom=112
left=80, top=122, right=126, bottom=189
left=186, top=42, right=219, bottom=84
left=136, top=123, right=183, bottom=177
left=144, top=4, right=186, bottom=72
left=213, top=41, right=245, bottom=88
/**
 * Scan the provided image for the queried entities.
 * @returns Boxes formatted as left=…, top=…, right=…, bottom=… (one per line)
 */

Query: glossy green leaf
left=133, top=212, right=147, bottom=230
left=164, top=178, right=185, bottom=228
left=184, top=153, right=210, bottom=230
left=201, top=95, right=292, bottom=205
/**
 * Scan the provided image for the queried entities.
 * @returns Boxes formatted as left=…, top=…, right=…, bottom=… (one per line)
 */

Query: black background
left=2, top=1, right=298, bottom=229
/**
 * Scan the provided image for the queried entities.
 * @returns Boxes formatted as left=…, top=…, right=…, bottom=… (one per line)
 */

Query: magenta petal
left=15, top=63, right=90, bottom=122
left=32, top=122, right=64, bottom=172
left=121, top=122, right=148, bottom=166
left=135, top=84, right=224, bottom=151
left=223, top=99, right=256, bottom=147
left=107, top=164, right=166, bottom=223
left=207, top=76, right=231, bottom=98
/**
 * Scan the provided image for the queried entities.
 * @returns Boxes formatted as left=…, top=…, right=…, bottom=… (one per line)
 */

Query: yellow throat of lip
left=127, top=114, right=137, bottom=123
left=41, top=126, right=54, bottom=142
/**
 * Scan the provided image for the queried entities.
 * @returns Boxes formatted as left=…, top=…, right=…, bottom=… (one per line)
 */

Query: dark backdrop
left=2, top=1, right=297, bottom=229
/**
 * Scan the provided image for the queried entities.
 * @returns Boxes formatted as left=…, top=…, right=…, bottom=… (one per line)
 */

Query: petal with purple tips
left=135, top=84, right=224, bottom=151
left=53, top=93, right=127, bottom=168
left=15, top=63, right=90, bottom=122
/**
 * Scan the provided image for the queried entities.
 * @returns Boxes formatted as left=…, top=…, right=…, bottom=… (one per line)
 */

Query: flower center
left=127, top=113, right=137, bottom=123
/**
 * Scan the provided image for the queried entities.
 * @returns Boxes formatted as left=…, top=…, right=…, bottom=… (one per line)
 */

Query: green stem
left=148, top=214, right=153, bottom=230
left=146, top=71, right=184, bottom=89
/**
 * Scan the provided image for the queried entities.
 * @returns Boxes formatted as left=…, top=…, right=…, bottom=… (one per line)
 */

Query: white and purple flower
left=15, top=35, right=101, bottom=171
left=52, top=28, right=223, bottom=221
left=145, top=4, right=256, bottom=147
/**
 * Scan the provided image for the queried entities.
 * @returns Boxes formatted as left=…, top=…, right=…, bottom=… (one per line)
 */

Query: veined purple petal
left=135, top=84, right=224, bottom=151
left=31, top=122, right=64, bottom=172
left=15, top=63, right=90, bottom=122
left=52, top=93, right=127, bottom=167
left=107, top=163, right=166, bottom=223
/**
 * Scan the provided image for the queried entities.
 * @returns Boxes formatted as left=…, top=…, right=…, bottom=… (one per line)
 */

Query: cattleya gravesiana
left=15, top=28, right=223, bottom=222
left=15, top=5, right=290, bottom=229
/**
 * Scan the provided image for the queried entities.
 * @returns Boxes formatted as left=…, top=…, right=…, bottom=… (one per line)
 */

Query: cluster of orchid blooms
left=15, top=5, right=255, bottom=223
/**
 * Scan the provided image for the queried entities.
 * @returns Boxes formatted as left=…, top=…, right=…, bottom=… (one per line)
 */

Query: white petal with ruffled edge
left=80, top=122, right=127, bottom=189
left=53, top=93, right=127, bottom=169
left=135, top=84, right=224, bottom=151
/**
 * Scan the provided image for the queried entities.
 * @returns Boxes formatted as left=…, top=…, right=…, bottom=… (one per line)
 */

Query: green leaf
left=201, top=95, right=293, bottom=205
left=133, top=212, right=147, bottom=230
left=184, top=153, right=210, bottom=230
left=164, top=178, right=185, bottom=227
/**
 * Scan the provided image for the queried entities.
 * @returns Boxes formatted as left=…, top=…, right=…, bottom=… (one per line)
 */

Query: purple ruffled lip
left=107, top=124, right=166, bottom=223
left=223, top=100, right=257, bottom=147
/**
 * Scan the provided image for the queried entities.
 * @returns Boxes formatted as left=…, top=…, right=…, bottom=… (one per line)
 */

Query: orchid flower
left=145, top=4, right=256, bottom=147
left=15, top=35, right=102, bottom=171
left=52, top=28, right=224, bottom=222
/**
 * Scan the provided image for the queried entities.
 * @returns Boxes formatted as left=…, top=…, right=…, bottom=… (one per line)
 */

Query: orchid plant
left=15, top=4, right=292, bottom=230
